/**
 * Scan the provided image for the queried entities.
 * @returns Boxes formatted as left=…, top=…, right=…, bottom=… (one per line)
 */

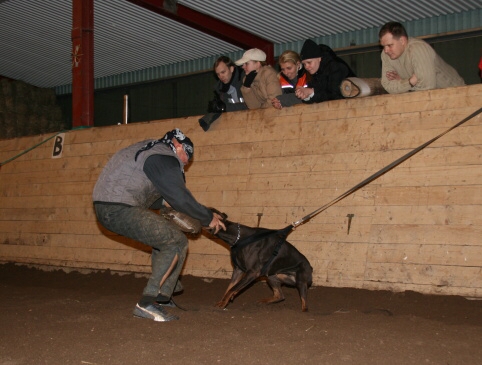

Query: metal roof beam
left=126, top=0, right=274, bottom=64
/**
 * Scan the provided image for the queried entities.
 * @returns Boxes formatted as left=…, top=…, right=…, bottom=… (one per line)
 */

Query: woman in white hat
left=235, top=48, right=282, bottom=109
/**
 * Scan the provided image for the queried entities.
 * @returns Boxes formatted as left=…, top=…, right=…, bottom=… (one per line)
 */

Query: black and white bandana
left=134, top=128, right=194, bottom=162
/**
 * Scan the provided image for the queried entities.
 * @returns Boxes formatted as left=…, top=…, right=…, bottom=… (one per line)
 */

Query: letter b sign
left=52, top=133, right=65, bottom=159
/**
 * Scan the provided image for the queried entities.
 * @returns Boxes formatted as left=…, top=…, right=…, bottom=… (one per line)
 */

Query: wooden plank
left=0, top=257, right=150, bottom=274
left=187, top=148, right=481, bottom=181
left=1, top=84, right=481, bottom=299
left=376, top=165, right=481, bottom=187
left=375, top=186, right=482, bottom=206
left=370, top=205, right=482, bottom=226
left=364, top=262, right=482, bottom=288
left=0, top=220, right=102, bottom=235
left=0, top=167, right=101, bottom=185
left=361, top=281, right=482, bottom=297
left=0, top=194, right=95, bottom=209
left=0, top=182, right=95, bottom=197
left=184, top=253, right=232, bottom=272
left=367, top=243, right=482, bottom=266
left=369, top=224, right=482, bottom=246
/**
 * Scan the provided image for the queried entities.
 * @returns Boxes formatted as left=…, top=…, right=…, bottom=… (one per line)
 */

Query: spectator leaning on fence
left=379, top=21, right=465, bottom=94
left=236, top=48, right=282, bottom=109
left=271, top=50, right=309, bottom=110
left=199, top=56, right=247, bottom=131
left=295, top=39, right=355, bottom=103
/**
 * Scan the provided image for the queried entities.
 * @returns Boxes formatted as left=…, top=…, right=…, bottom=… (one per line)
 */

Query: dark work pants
left=94, top=203, right=188, bottom=299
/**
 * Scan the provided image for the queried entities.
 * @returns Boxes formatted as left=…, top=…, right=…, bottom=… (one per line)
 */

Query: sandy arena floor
left=0, top=263, right=481, bottom=365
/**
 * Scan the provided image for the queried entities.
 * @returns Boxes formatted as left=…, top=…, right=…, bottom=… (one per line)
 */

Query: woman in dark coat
left=295, top=39, right=355, bottom=103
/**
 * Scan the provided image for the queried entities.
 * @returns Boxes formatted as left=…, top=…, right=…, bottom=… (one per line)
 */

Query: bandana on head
left=134, top=128, right=194, bottom=162
left=161, top=128, right=194, bottom=160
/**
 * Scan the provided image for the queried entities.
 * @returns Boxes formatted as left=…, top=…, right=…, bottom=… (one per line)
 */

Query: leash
left=0, top=126, right=91, bottom=169
left=230, top=107, right=482, bottom=274
left=290, top=107, right=482, bottom=229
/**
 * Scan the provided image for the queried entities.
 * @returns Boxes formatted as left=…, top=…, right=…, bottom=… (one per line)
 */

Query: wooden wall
left=1, top=84, right=481, bottom=298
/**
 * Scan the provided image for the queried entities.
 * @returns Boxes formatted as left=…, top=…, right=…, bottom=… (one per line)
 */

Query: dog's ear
left=210, top=207, right=228, bottom=220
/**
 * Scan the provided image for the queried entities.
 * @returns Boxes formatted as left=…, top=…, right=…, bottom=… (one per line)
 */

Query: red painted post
left=71, top=0, right=94, bottom=127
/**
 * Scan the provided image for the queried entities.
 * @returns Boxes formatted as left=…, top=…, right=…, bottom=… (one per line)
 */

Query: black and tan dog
left=208, top=209, right=313, bottom=312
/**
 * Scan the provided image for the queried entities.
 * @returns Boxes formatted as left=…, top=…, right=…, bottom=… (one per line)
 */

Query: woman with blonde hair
left=271, top=50, right=309, bottom=109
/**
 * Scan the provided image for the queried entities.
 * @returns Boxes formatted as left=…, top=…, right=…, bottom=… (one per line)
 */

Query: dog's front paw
left=214, top=300, right=228, bottom=309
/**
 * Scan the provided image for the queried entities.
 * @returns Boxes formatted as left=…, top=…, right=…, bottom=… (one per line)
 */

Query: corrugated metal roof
left=0, top=0, right=481, bottom=90
left=182, top=0, right=481, bottom=42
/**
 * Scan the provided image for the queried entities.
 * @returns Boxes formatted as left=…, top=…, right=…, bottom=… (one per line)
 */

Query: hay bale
left=36, top=88, right=56, bottom=105
left=0, top=93, right=5, bottom=112
left=3, top=112, right=17, bottom=139
left=4, top=95, right=15, bottom=112
left=15, top=102, right=30, bottom=116
left=13, top=81, right=30, bottom=99
left=28, top=114, right=42, bottom=135
left=0, top=79, right=13, bottom=97
left=0, top=112, right=5, bottom=140
left=0, top=79, right=65, bottom=138
left=16, top=114, right=29, bottom=137
left=51, top=107, right=62, bottom=121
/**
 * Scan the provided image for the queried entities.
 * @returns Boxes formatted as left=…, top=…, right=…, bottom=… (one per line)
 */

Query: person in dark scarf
left=135, top=128, right=194, bottom=178
left=93, top=128, right=225, bottom=322
left=295, top=39, right=356, bottom=103
left=199, top=56, right=248, bottom=131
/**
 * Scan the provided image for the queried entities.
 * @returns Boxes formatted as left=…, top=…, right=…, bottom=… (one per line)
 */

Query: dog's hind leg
left=297, top=282, right=309, bottom=312
left=296, top=266, right=313, bottom=312
left=258, top=274, right=286, bottom=304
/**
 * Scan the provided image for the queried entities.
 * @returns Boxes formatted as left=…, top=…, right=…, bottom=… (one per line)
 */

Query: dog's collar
left=233, top=223, right=241, bottom=246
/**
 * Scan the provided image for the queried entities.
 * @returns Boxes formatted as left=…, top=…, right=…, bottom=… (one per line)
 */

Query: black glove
left=207, top=91, right=226, bottom=113
left=243, top=71, right=257, bottom=87
left=208, top=99, right=226, bottom=113
left=199, top=113, right=221, bottom=131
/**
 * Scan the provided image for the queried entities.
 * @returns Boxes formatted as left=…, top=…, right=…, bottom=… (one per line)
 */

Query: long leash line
left=0, top=126, right=91, bottom=168
left=230, top=107, right=482, bottom=253
left=291, top=106, right=482, bottom=229
left=229, top=107, right=482, bottom=274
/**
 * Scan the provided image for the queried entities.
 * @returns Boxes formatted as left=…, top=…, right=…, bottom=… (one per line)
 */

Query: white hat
left=235, top=48, right=267, bottom=65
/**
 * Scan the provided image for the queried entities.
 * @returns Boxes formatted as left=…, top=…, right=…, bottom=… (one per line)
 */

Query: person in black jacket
left=295, top=39, right=355, bottom=103
left=199, top=56, right=247, bottom=131
left=213, top=56, right=247, bottom=111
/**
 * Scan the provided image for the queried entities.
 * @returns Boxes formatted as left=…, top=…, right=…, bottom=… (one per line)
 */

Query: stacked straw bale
left=0, top=79, right=64, bottom=139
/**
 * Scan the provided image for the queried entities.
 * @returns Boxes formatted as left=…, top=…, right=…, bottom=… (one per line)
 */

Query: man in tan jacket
left=379, top=21, right=465, bottom=94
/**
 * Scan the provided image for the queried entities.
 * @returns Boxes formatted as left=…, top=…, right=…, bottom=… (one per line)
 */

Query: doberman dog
left=208, top=209, right=313, bottom=312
